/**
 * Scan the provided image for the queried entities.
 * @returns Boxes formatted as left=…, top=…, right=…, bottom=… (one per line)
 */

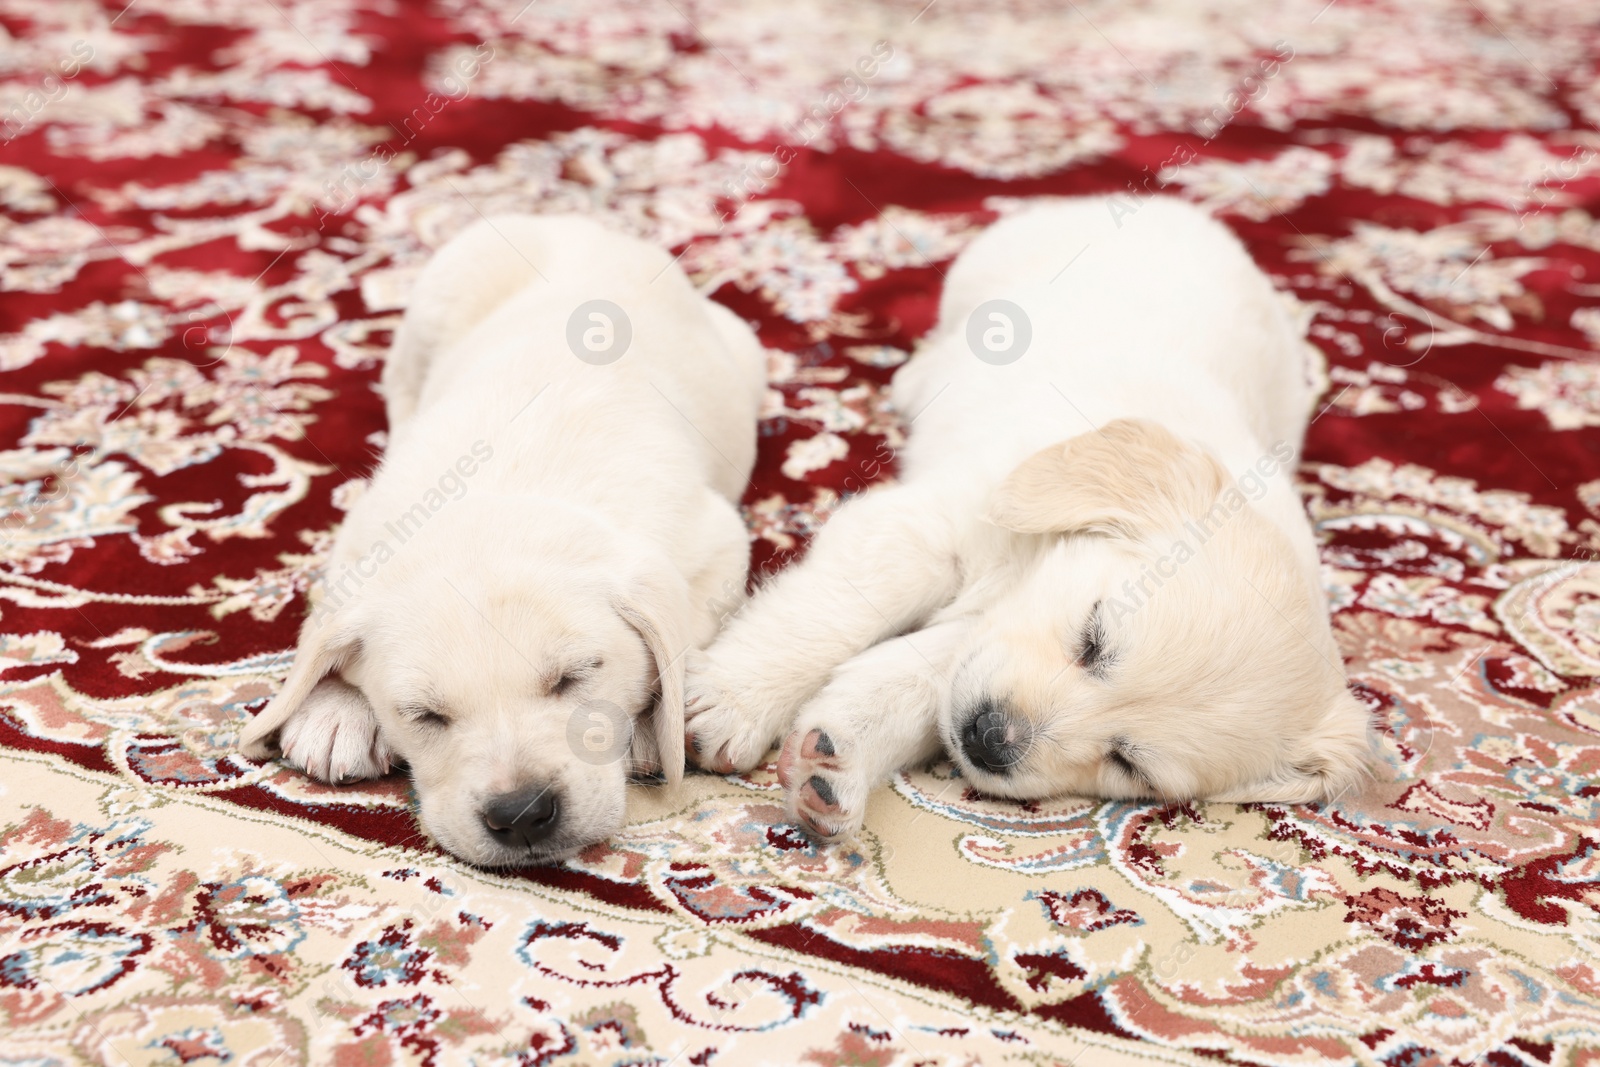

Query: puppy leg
left=685, top=482, right=969, bottom=773
left=682, top=492, right=754, bottom=649
left=778, top=619, right=967, bottom=841
left=276, top=677, right=396, bottom=784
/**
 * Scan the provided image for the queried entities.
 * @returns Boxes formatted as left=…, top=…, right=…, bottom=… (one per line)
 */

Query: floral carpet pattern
left=2, top=0, right=1600, bottom=1063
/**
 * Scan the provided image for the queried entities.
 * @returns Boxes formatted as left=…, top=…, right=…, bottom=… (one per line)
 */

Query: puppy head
left=943, top=418, right=1371, bottom=806
left=239, top=499, right=690, bottom=866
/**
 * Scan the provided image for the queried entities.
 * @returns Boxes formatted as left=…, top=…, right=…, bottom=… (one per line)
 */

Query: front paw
left=776, top=725, right=869, bottom=842
left=277, top=678, right=394, bottom=784
left=683, top=651, right=792, bottom=774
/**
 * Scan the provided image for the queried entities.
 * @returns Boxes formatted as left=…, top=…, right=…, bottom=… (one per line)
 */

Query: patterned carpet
left=3, top=0, right=1600, bottom=1063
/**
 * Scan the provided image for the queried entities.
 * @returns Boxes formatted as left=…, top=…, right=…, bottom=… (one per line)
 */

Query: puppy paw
left=683, top=685, right=780, bottom=775
left=776, top=726, right=869, bottom=841
left=683, top=653, right=791, bottom=774
left=277, top=678, right=394, bottom=784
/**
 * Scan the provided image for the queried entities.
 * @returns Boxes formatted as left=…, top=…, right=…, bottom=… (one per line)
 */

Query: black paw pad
left=807, top=775, right=837, bottom=807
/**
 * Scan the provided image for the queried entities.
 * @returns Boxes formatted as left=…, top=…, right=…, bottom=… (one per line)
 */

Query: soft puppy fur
left=240, top=214, right=764, bottom=865
left=684, top=196, right=1371, bottom=840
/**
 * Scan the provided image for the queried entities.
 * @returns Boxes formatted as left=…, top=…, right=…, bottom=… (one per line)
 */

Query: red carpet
left=2, top=1, right=1600, bottom=1063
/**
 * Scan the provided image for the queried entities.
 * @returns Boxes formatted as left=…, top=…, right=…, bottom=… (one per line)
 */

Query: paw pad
left=806, top=730, right=835, bottom=758
left=805, top=775, right=838, bottom=809
left=781, top=726, right=864, bottom=841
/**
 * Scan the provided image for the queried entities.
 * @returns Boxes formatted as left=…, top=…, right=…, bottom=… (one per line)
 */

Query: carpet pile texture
left=2, top=1, right=1600, bottom=1063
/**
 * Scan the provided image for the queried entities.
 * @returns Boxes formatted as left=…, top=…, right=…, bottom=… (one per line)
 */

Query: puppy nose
left=961, top=701, right=1021, bottom=774
left=482, top=786, right=559, bottom=848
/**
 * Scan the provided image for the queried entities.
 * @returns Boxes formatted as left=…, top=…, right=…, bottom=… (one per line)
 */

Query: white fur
left=687, top=196, right=1372, bottom=841
left=240, top=214, right=764, bottom=866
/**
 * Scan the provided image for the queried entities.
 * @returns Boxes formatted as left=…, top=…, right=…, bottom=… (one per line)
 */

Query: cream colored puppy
left=240, top=215, right=764, bottom=865
left=684, top=196, right=1371, bottom=840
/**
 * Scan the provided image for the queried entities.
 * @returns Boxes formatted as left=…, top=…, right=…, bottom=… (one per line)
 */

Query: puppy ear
left=239, top=612, right=363, bottom=760
left=987, top=417, right=1227, bottom=537
left=613, top=554, right=693, bottom=787
left=625, top=714, right=665, bottom=782
left=1215, top=689, right=1375, bottom=805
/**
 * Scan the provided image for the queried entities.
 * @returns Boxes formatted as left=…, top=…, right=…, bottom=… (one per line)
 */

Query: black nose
left=482, top=786, right=559, bottom=849
left=960, top=701, right=1021, bottom=774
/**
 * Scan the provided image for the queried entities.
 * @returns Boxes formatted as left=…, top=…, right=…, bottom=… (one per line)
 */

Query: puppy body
left=896, top=197, right=1317, bottom=579
left=686, top=197, right=1369, bottom=839
left=241, top=215, right=764, bottom=865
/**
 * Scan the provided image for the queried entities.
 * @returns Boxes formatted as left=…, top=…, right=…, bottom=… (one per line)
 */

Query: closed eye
left=402, top=703, right=450, bottom=729
left=1107, top=736, right=1152, bottom=788
left=1076, top=600, right=1114, bottom=678
left=549, top=657, right=603, bottom=697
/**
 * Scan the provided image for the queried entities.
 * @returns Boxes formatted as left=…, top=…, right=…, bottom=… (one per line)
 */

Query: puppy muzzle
left=481, top=784, right=561, bottom=850
left=958, top=700, right=1024, bottom=775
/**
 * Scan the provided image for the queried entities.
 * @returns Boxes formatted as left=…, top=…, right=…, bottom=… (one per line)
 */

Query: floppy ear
left=987, top=418, right=1227, bottom=537
left=239, top=612, right=363, bottom=761
left=1214, top=689, right=1376, bottom=805
left=613, top=553, right=694, bottom=787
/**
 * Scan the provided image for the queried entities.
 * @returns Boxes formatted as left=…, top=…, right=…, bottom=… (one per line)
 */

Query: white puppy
left=240, top=215, right=764, bottom=865
left=684, top=196, right=1371, bottom=840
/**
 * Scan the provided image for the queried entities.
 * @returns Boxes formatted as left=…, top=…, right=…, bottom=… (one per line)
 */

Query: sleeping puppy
left=240, top=214, right=764, bottom=865
left=683, top=196, right=1371, bottom=840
